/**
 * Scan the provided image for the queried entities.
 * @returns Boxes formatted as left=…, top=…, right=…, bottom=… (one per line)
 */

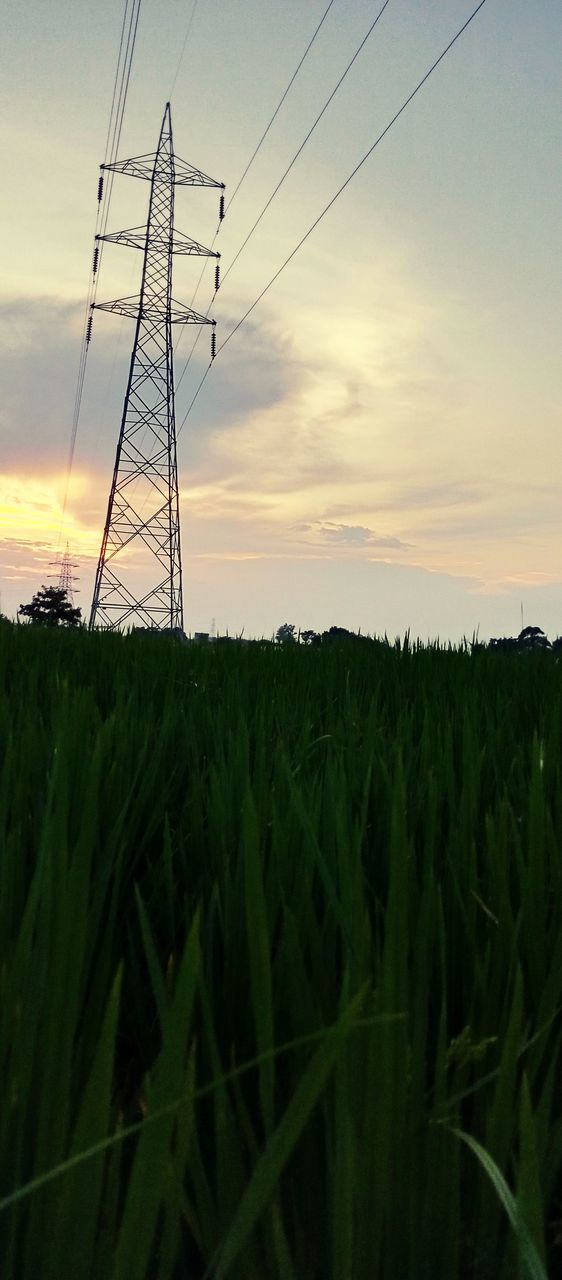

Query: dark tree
left=517, top=626, right=550, bottom=650
left=301, top=629, right=320, bottom=646
left=275, top=623, right=297, bottom=644
left=18, top=585, right=82, bottom=628
left=321, top=625, right=354, bottom=643
left=488, top=626, right=550, bottom=653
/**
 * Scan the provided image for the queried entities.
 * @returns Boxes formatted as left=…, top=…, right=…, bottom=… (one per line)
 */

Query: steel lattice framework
left=50, top=541, right=79, bottom=606
left=89, top=103, right=223, bottom=633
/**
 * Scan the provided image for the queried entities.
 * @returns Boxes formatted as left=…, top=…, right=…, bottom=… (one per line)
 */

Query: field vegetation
left=0, top=622, right=561, bottom=1278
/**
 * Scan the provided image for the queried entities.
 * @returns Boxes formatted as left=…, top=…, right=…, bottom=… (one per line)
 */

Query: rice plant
left=0, top=622, right=560, bottom=1277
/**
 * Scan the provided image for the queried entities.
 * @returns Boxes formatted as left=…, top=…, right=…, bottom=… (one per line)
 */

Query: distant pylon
left=49, top=541, right=79, bottom=606
left=89, top=103, right=224, bottom=632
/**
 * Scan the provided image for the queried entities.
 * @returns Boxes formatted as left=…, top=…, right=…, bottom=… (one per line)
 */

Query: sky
left=1, top=0, right=561, bottom=640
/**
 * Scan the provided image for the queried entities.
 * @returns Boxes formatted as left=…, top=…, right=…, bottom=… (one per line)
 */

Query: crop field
left=0, top=622, right=561, bottom=1279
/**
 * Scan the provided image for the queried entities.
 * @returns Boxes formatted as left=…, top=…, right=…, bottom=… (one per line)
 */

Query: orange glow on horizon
left=0, top=471, right=100, bottom=558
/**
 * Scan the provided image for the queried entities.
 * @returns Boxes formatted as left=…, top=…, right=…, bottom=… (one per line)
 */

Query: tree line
left=4, top=588, right=562, bottom=652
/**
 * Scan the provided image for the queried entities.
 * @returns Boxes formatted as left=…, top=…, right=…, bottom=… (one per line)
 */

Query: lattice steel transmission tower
left=50, top=541, right=79, bottom=606
left=89, top=103, right=224, bottom=632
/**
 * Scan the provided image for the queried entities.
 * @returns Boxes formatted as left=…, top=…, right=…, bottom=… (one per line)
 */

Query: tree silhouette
left=275, top=623, right=297, bottom=644
left=18, top=585, right=82, bottom=628
left=489, top=626, right=550, bottom=653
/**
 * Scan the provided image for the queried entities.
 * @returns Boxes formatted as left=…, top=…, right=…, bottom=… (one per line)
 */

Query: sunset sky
left=2, top=0, right=561, bottom=639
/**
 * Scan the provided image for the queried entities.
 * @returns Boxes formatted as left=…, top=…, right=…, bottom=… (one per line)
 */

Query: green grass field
left=0, top=622, right=561, bottom=1278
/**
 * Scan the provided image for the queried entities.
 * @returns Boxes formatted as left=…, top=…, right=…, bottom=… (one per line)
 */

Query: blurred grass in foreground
left=0, top=623, right=561, bottom=1278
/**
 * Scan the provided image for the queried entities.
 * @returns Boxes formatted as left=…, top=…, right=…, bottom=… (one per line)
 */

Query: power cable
left=176, top=0, right=490, bottom=438
left=226, top=0, right=338, bottom=216
left=169, top=0, right=199, bottom=99
left=219, top=0, right=392, bottom=294
left=174, top=0, right=390, bottom=396
left=61, top=0, right=143, bottom=529
left=91, top=0, right=143, bottom=300
left=101, top=0, right=135, bottom=175
left=69, top=0, right=134, bottom=423
left=175, top=0, right=390, bottom=392
left=175, top=0, right=391, bottom=404
left=173, top=0, right=340, bottom=378
left=217, top=0, right=490, bottom=355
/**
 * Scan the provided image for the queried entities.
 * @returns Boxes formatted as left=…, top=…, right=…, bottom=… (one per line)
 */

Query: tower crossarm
left=101, top=153, right=223, bottom=189
left=97, top=226, right=220, bottom=257
left=93, top=295, right=216, bottom=324
left=172, top=156, right=224, bottom=188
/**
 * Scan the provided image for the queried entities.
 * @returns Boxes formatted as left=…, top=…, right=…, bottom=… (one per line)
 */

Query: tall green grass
left=0, top=623, right=561, bottom=1277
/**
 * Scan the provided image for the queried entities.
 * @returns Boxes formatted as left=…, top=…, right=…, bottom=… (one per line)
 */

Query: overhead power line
left=219, top=0, right=392, bottom=293
left=173, top=0, right=340, bottom=382
left=226, top=0, right=338, bottom=216
left=169, top=0, right=199, bottom=99
left=218, top=0, right=490, bottom=355
left=61, top=0, right=143, bottom=529
left=101, top=0, right=136, bottom=168
left=177, top=0, right=490, bottom=438
left=174, top=0, right=391, bottom=394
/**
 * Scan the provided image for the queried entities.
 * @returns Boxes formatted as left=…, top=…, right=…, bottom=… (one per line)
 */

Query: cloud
left=3, top=249, right=560, bottom=627
left=0, top=296, right=89, bottom=468
left=0, top=295, right=81, bottom=353
left=320, top=522, right=412, bottom=549
left=291, top=520, right=412, bottom=550
left=0, top=292, right=301, bottom=481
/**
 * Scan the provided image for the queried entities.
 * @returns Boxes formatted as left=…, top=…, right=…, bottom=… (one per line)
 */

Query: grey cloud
left=290, top=521, right=412, bottom=550
left=320, top=522, right=412, bottom=549
left=0, top=295, right=87, bottom=465
left=0, top=294, right=297, bottom=476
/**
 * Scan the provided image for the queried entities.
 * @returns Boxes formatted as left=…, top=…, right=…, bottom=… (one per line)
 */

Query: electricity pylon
left=89, top=103, right=224, bottom=632
left=50, top=541, right=79, bottom=606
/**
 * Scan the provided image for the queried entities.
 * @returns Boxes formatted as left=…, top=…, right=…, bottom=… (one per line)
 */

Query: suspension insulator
left=92, top=245, right=100, bottom=276
left=211, top=330, right=216, bottom=361
left=214, top=263, right=220, bottom=291
left=97, top=174, right=104, bottom=203
left=219, top=193, right=225, bottom=221
left=86, top=313, right=93, bottom=344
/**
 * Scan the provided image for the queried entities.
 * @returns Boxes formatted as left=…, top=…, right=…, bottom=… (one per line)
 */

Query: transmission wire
left=169, top=0, right=199, bottom=99
left=176, top=0, right=391, bottom=403
left=173, top=0, right=340, bottom=382
left=61, top=0, right=143, bottom=530
left=220, top=0, right=392, bottom=293
left=68, top=1, right=139, bottom=449
left=174, top=0, right=386, bottom=392
left=71, top=0, right=133, bottom=411
left=226, top=0, right=338, bottom=215
left=89, top=0, right=143, bottom=309
left=177, top=0, right=490, bottom=439
left=101, top=0, right=134, bottom=171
